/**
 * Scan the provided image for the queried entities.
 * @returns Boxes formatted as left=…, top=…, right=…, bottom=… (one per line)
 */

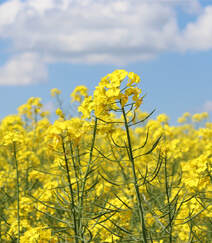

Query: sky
left=0, top=0, right=212, bottom=124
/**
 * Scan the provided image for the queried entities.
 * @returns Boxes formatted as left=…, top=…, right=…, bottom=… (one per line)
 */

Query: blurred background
left=0, top=0, right=211, bottom=124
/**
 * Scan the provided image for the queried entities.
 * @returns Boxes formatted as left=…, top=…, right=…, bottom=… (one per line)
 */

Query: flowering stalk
left=61, top=137, right=78, bottom=243
left=79, top=117, right=97, bottom=241
left=13, top=142, right=20, bottom=243
left=164, top=153, right=173, bottom=243
left=121, top=106, right=148, bottom=243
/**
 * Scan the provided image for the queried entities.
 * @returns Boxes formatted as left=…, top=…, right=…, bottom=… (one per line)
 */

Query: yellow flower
left=145, top=212, right=155, bottom=226
left=55, top=108, right=64, bottom=118
left=71, top=85, right=88, bottom=102
left=127, top=72, right=141, bottom=86
left=192, top=112, right=209, bottom=122
left=50, top=88, right=61, bottom=97
left=120, top=94, right=128, bottom=107
left=157, top=114, right=169, bottom=124
left=78, top=96, right=94, bottom=119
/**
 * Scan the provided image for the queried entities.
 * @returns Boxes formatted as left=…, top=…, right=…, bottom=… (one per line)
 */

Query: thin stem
left=164, top=155, right=172, bottom=243
left=79, top=117, right=98, bottom=242
left=70, top=142, right=80, bottom=203
left=80, top=118, right=97, bottom=199
left=70, top=142, right=83, bottom=242
left=62, top=139, right=78, bottom=243
left=13, top=142, right=20, bottom=243
left=121, top=106, right=148, bottom=243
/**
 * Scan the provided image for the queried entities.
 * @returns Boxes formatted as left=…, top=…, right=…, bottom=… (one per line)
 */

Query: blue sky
left=0, top=0, right=212, bottom=124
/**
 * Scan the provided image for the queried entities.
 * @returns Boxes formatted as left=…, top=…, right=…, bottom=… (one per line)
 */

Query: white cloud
left=0, top=53, right=48, bottom=85
left=0, top=0, right=212, bottom=85
left=0, top=0, right=22, bottom=36
left=0, top=0, right=181, bottom=64
left=180, top=6, right=212, bottom=51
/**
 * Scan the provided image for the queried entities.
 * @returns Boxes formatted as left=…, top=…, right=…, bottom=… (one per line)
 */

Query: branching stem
left=121, top=106, right=148, bottom=243
left=13, top=142, right=20, bottom=243
left=62, top=139, right=78, bottom=243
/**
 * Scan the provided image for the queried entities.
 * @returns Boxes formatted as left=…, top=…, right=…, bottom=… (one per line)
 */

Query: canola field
left=0, top=70, right=211, bottom=242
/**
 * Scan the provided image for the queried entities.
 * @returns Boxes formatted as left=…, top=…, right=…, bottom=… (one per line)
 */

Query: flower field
left=0, top=70, right=211, bottom=242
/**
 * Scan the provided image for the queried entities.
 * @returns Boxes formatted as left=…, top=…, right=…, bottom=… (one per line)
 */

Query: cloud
left=0, top=0, right=212, bottom=85
left=180, top=6, right=212, bottom=51
left=1, top=0, right=181, bottom=65
left=0, top=0, right=22, bottom=37
left=0, top=52, right=48, bottom=85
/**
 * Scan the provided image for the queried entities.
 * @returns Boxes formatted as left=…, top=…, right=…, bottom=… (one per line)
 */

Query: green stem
left=70, top=142, right=80, bottom=204
left=13, top=142, right=20, bottom=243
left=164, top=155, right=172, bottom=243
left=121, top=106, right=148, bottom=243
left=79, top=117, right=97, bottom=242
left=0, top=220, right=1, bottom=242
left=62, top=139, right=78, bottom=243
left=69, top=142, right=82, bottom=241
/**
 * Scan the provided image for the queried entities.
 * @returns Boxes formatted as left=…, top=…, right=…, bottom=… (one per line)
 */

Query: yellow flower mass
left=0, top=70, right=211, bottom=242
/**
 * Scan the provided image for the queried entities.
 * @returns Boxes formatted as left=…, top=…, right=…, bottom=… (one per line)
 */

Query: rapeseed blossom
left=0, top=70, right=211, bottom=242
left=50, top=88, right=61, bottom=97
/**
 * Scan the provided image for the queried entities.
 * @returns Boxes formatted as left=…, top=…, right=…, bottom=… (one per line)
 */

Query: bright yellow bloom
left=0, top=70, right=211, bottom=242
left=55, top=108, right=64, bottom=118
left=157, top=114, right=169, bottom=124
left=50, top=88, right=61, bottom=97
left=71, top=85, right=88, bottom=102
left=192, top=112, right=209, bottom=122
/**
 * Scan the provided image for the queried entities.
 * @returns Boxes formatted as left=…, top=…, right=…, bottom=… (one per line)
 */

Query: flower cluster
left=76, top=70, right=143, bottom=119
left=0, top=70, right=211, bottom=242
